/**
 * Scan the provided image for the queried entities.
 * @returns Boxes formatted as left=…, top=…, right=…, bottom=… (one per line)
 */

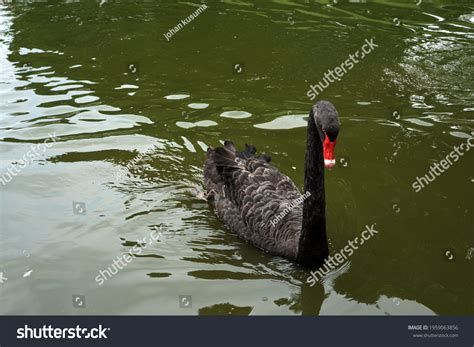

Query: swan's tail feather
left=204, top=141, right=273, bottom=201
left=224, top=140, right=236, bottom=152
left=207, top=142, right=269, bottom=172
left=211, top=147, right=240, bottom=176
left=205, top=143, right=243, bottom=186
left=236, top=144, right=256, bottom=159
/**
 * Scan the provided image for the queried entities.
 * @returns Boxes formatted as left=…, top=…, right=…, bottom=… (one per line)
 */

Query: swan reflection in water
left=195, top=270, right=326, bottom=316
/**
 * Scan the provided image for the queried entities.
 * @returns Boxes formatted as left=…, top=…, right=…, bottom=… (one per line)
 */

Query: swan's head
left=312, top=101, right=340, bottom=169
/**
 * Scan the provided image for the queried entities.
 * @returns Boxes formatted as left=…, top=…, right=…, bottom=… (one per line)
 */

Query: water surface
left=0, top=0, right=473, bottom=315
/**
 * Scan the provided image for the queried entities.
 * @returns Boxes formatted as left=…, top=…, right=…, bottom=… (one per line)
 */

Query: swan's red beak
left=323, top=136, right=337, bottom=169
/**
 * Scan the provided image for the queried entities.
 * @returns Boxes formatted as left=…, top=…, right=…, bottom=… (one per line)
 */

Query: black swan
left=204, top=101, right=340, bottom=267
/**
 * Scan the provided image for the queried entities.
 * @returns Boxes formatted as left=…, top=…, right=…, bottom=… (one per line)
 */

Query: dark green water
left=0, top=1, right=473, bottom=315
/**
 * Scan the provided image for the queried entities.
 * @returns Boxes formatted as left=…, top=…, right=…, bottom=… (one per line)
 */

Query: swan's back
left=204, top=141, right=303, bottom=259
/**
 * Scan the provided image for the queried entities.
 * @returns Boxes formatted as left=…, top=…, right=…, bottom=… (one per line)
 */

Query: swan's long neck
left=296, top=111, right=329, bottom=267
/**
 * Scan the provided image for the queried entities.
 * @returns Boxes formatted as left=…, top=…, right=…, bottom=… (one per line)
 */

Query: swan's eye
left=322, top=132, right=337, bottom=169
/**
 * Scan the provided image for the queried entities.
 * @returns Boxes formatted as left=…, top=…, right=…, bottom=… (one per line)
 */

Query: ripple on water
left=254, top=114, right=307, bottom=130
left=197, top=140, right=208, bottom=151
left=181, top=136, right=196, bottom=152
left=449, top=131, right=472, bottom=139
left=114, top=84, right=139, bottom=90
left=43, top=77, right=96, bottom=87
left=164, top=94, right=189, bottom=100
left=74, top=95, right=100, bottom=104
left=176, top=120, right=218, bottom=129
left=459, top=13, right=474, bottom=24
left=50, top=84, right=84, bottom=92
left=423, top=112, right=453, bottom=123
left=404, top=118, right=434, bottom=127
left=1, top=112, right=153, bottom=141
left=219, top=110, right=252, bottom=119
left=19, top=47, right=64, bottom=55
left=188, top=103, right=209, bottom=109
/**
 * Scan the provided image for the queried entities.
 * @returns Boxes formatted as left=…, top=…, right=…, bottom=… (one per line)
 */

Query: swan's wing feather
left=204, top=142, right=303, bottom=259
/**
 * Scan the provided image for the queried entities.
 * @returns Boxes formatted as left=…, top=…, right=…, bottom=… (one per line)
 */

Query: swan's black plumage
left=204, top=101, right=340, bottom=267
left=204, top=141, right=304, bottom=260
